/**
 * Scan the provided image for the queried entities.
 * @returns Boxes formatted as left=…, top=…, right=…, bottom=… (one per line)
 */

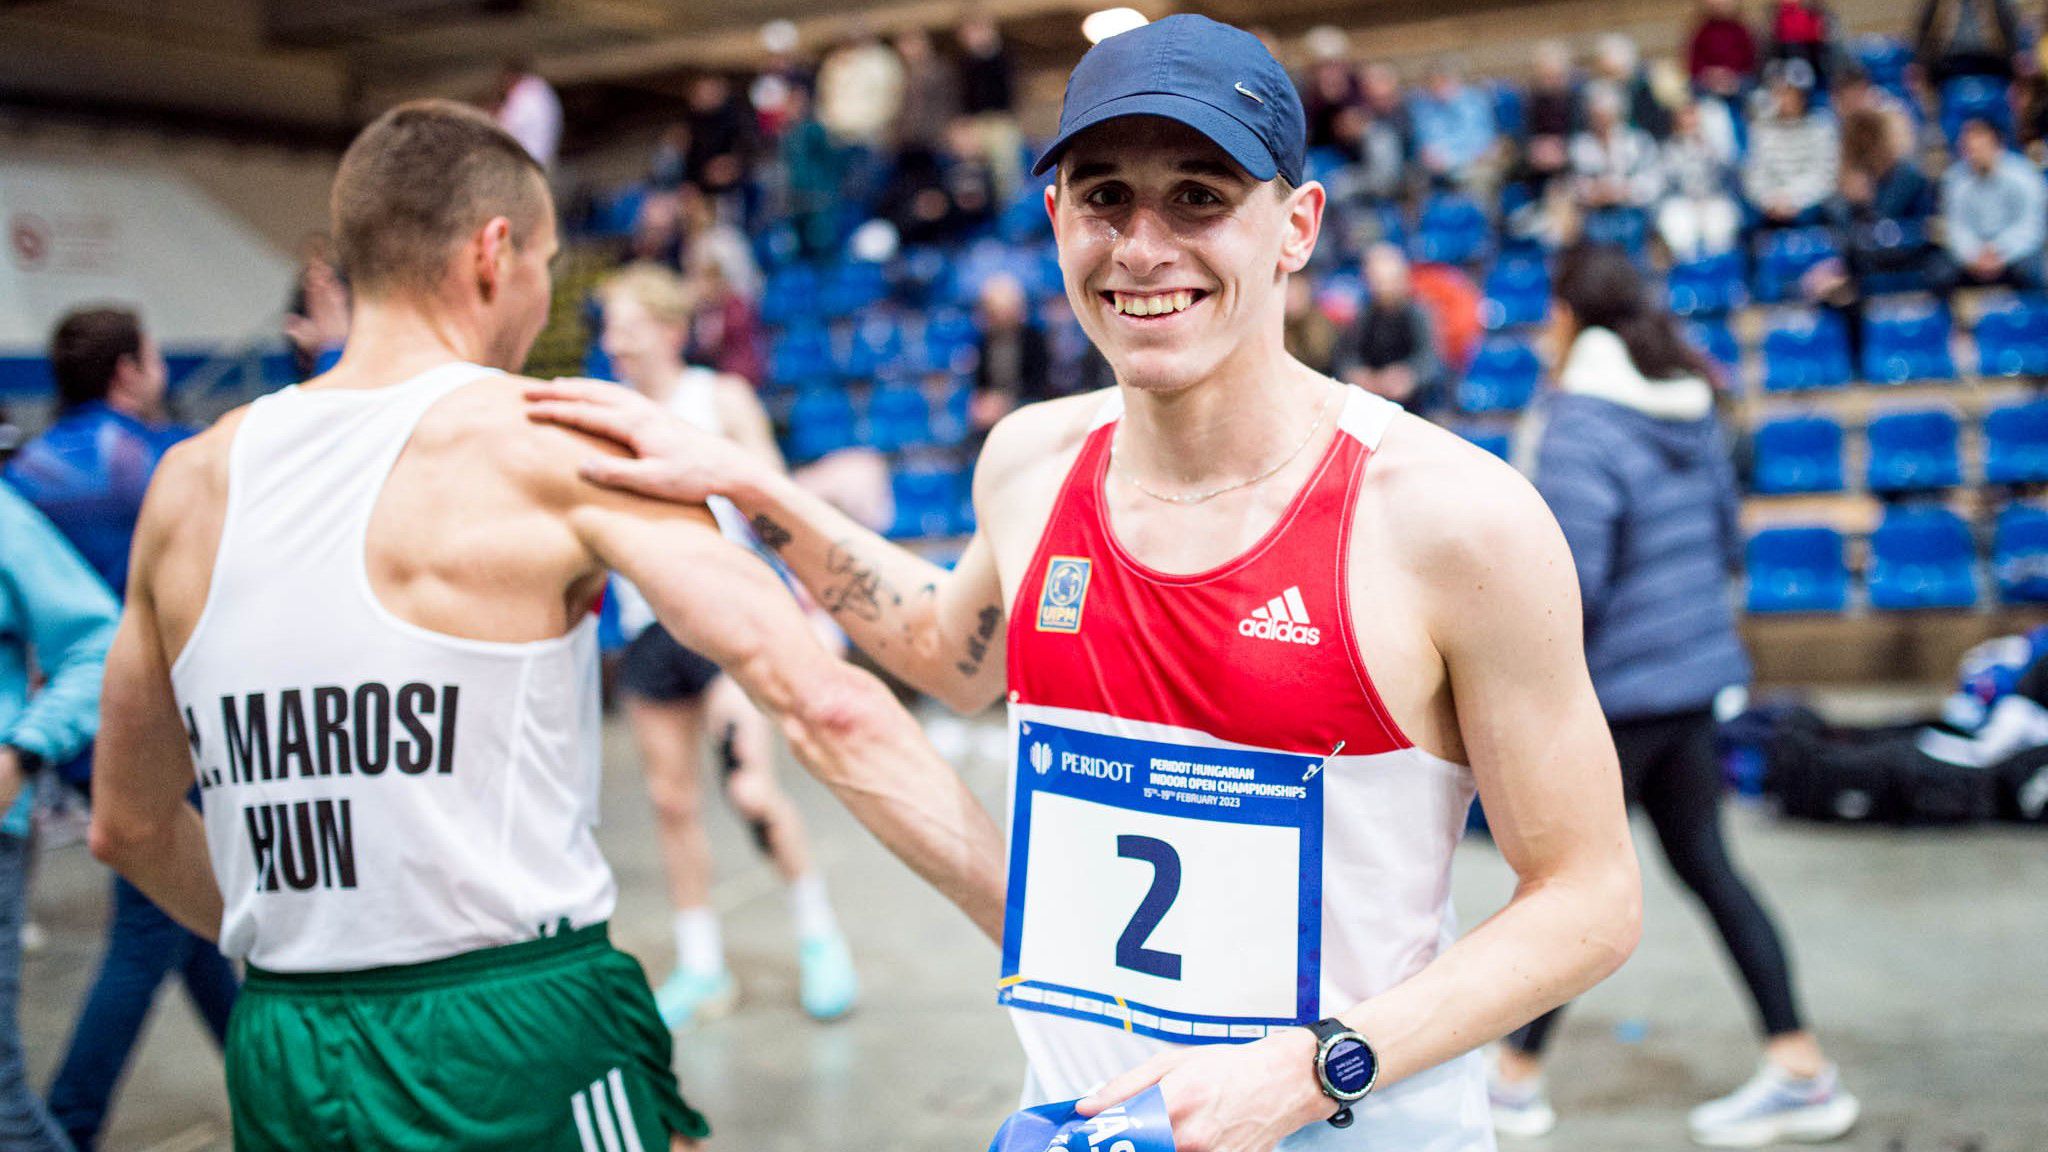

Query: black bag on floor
left=1768, top=717, right=1997, bottom=826
left=1992, top=744, right=2048, bottom=824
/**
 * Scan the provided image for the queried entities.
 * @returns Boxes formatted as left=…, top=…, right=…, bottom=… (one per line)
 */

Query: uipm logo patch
left=1036, top=556, right=1092, bottom=633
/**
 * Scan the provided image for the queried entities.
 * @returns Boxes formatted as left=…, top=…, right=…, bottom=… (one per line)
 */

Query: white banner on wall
left=0, top=157, right=292, bottom=355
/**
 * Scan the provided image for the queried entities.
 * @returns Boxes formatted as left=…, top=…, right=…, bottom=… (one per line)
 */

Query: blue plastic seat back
left=1869, top=506, right=1978, bottom=609
left=760, top=265, right=823, bottom=326
left=787, top=388, right=860, bottom=462
left=1761, top=308, right=1853, bottom=391
left=1985, top=399, right=2048, bottom=483
left=1745, top=526, right=1849, bottom=612
left=1941, top=75, right=2013, bottom=145
left=1972, top=294, right=2048, bottom=377
left=1686, top=318, right=1742, bottom=373
left=1753, top=415, right=1845, bottom=494
left=1415, top=194, right=1491, bottom=266
left=1668, top=253, right=1748, bottom=317
left=1866, top=408, right=1963, bottom=492
left=887, top=466, right=969, bottom=539
left=1481, top=255, right=1550, bottom=330
left=1458, top=334, right=1542, bottom=413
left=1860, top=296, right=1956, bottom=384
left=1753, top=227, right=1839, bottom=304
left=1994, top=504, right=2048, bottom=602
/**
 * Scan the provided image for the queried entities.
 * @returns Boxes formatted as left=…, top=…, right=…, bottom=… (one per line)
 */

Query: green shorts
left=228, top=923, right=709, bottom=1151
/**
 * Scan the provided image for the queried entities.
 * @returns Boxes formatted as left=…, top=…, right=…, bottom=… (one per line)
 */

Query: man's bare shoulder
left=138, top=407, right=251, bottom=531
left=973, top=387, right=1113, bottom=505
left=412, top=374, right=622, bottom=496
left=1366, top=411, right=1571, bottom=586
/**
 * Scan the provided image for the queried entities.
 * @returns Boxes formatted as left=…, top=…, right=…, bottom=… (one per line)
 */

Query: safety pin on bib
left=1302, top=741, right=1344, bottom=782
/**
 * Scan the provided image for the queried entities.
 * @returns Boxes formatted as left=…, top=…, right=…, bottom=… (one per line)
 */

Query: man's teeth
left=1112, top=291, right=1196, bottom=316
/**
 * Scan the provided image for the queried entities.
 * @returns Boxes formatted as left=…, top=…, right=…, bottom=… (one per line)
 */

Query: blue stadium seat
left=1861, top=297, right=1956, bottom=384
left=1414, top=193, right=1491, bottom=266
left=887, top=466, right=968, bottom=539
left=769, top=324, right=834, bottom=389
left=1761, top=309, right=1853, bottom=391
left=583, top=183, right=646, bottom=239
left=1752, top=415, right=1845, bottom=494
left=1866, top=408, right=1964, bottom=492
left=1869, top=506, right=1978, bottom=610
left=819, top=261, right=889, bottom=318
left=1753, top=227, right=1839, bottom=304
left=1481, top=255, right=1549, bottom=330
left=838, top=315, right=907, bottom=380
left=1854, top=36, right=1912, bottom=92
left=1745, top=527, right=1849, bottom=613
left=759, top=265, right=822, bottom=326
left=787, top=388, right=859, bottom=462
left=1856, top=220, right=1933, bottom=295
left=1459, top=335, right=1542, bottom=413
left=1971, top=294, right=2048, bottom=377
left=1686, top=318, right=1741, bottom=374
left=866, top=382, right=935, bottom=452
left=1667, top=253, right=1748, bottom=317
left=1941, top=75, right=2012, bottom=146
left=1993, top=503, right=2048, bottom=603
left=1985, top=399, right=2048, bottom=484
left=1490, top=82, right=1527, bottom=138
left=1582, top=207, right=1650, bottom=258
left=1458, top=426, right=1512, bottom=460
left=922, top=309, right=981, bottom=374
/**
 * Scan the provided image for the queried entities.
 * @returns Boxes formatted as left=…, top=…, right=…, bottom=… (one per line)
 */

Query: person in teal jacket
left=0, top=482, right=117, bottom=1152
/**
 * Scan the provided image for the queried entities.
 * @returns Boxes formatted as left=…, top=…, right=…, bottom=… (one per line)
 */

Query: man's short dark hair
left=331, top=99, right=550, bottom=299
left=49, top=307, right=142, bottom=413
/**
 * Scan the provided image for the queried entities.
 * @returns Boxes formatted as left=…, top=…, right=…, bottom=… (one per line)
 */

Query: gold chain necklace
left=1110, top=382, right=1340, bottom=506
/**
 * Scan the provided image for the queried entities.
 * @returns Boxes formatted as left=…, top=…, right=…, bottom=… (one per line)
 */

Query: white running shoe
left=1488, top=1057, right=1557, bottom=1139
left=1688, top=1062, right=1860, bottom=1148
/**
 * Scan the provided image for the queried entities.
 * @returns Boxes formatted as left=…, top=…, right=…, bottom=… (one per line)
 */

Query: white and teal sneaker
left=1688, top=1062, right=1859, bottom=1148
left=797, top=934, right=859, bottom=1022
left=654, top=967, right=737, bottom=1031
left=1488, top=1064, right=1557, bottom=1139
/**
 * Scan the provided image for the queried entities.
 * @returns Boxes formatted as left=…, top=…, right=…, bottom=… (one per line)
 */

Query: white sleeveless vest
left=170, top=363, right=614, bottom=972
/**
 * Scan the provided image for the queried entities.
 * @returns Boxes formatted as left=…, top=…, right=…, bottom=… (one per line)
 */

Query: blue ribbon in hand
left=987, top=1085, right=1174, bottom=1152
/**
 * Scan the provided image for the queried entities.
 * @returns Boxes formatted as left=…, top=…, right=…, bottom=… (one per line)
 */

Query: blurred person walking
left=596, top=264, right=859, bottom=1027
left=1492, top=244, right=1858, bottom=1149
left=0, top=486, right=117, bottom=1152
left=4, top=308, right=240, bottom=1152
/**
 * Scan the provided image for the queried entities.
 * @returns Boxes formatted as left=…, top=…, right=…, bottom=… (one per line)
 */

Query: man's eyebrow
left=1067, top=160, right=1118, bottom=183
left=1176, top=158, right=1247, bottom=181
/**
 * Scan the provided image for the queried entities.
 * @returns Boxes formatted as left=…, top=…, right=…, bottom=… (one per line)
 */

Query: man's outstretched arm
left=561, top=466, right=1007, bottom=942
left=528, top=380, right=1008, bottom=713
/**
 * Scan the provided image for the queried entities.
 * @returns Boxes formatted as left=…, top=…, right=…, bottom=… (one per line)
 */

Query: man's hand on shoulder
left=524, top=377, right=776, bottom=506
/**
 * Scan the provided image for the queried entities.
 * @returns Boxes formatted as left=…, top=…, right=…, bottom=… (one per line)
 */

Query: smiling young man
left=87, top=100, right=1005, bottom=1152
left=530, top=16, right=1640, bottom=1151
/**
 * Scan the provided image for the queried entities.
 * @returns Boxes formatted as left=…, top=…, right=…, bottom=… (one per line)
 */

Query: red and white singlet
left=1001, top=388, right=1493, bottom=1150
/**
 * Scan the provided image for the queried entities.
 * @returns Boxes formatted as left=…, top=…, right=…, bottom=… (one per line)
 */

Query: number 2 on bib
left=1115, top=835, right=1182, bottom=980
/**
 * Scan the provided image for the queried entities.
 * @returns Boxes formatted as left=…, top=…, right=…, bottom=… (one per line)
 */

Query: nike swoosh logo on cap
left=1234, top=82, right=1263, bottom=104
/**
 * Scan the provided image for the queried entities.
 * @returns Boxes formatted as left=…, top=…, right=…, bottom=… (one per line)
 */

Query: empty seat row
left=1751, top=401, right=2048, bottom=495
left=1746, top=504, right=2048, bottom=612
left=1760, top=295, right=2048, bottom=391
left=785, top=381, right=972, bottom=461
left=769, top=311, right=981, bottom=388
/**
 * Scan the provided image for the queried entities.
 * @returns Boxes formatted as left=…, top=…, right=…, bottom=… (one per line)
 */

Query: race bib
left=1000, top=716, right=1325, bottom=1042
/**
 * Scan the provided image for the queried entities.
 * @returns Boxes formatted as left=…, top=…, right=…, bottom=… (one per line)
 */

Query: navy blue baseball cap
left=1032, top=14, right=1307, bottom=187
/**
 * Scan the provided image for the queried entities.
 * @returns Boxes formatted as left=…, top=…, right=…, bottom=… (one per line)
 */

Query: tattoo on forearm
left=955, top=605, right=1003, bottom=677
left=750, top=514, right=792, bottom=552
left=820, top=541, right=893, bottom=624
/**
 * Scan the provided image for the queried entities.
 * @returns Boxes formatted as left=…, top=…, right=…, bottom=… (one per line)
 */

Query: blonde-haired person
left=596, top=262, right=859, bottom=1027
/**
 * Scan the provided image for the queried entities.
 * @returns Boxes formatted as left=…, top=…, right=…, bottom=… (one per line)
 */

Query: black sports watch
left=1304, top=1017, right=1379, bottom=1128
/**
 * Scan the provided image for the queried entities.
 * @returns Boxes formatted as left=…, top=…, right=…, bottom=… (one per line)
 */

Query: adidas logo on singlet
left=1238, top=586, right=1322, bottom=646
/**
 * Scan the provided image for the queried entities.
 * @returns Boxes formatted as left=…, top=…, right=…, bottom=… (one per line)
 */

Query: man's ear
left=473, top=216, right=515, bottom=302
left=1277, top=181, right=1326, bottom=275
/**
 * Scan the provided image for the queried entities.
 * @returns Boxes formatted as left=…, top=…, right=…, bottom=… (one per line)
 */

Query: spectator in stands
left=1832, top=63, right=1919, bottom=160
left=1571, top=82, right=1664, bottom=217
left=679, top=184, right=761, bottom=302
left=1, top=485, right=116, bottom=1152
left=894, top=28, right=962, bottom=157
left=1826, top=106, right=1940, bottom=291
left=1412, top=56, right=1500, bottom=191
left=284, top=234, right=350, bottom=379
left=1687, top=0, right=1761, bottom=101
left=816, top=29, right=906, bottom=149
left=1494, top=242, right=1859, bottom=1149
left=881, top=118, right=991, bottom=246
left=1301, top=26, right=1365, bottom=153
left=1744, top=59, right=1839, bottom=230
left=748, top=19, right=811, bottom=144
left=1935, top=117, right=2048, bottom=290
left=1591, top=33, right=1673, bottom=138
left=684, top=226, right=767, bottom=387
left=1284, top=276, right=1340, bottom=375
left=1915, top=0, right=2025, bottom=87
left=1333, top=244, right=1444, bottom=412
left=649, top=123, right=691, bottom=191
left=682, top=74, right=757, bottom=211
left=970, top=273, right=1053, bottom=437
left=4, top=308, right=238, bottom=1152
left=1513, top=41, right=1580, bottom=202
left=1763, top=0, right=1840, bottom=90
left=956, top=14, right=1023, bottom=198
left=490, top=59, right=562, bottom=169
left=1658, top=100, right=1743, bottom=260
left=778, top=85, right=847, bottom=259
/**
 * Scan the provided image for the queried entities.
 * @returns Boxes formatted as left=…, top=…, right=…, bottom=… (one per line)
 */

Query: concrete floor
left=20, top=706, right=2048, bottom=1152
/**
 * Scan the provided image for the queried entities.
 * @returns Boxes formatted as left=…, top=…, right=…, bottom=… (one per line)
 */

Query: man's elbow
left=1590, top=853, right=1644, bottom=981
left=89, top=807, right=168, bottom=875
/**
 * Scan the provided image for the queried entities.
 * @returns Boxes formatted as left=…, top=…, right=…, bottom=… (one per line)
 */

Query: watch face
left=1322, top=1036, right=1376, bottom=1099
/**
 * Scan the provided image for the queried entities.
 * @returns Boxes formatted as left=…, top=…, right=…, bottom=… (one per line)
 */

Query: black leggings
left=1508, top=709, right=1804, bottom=1053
